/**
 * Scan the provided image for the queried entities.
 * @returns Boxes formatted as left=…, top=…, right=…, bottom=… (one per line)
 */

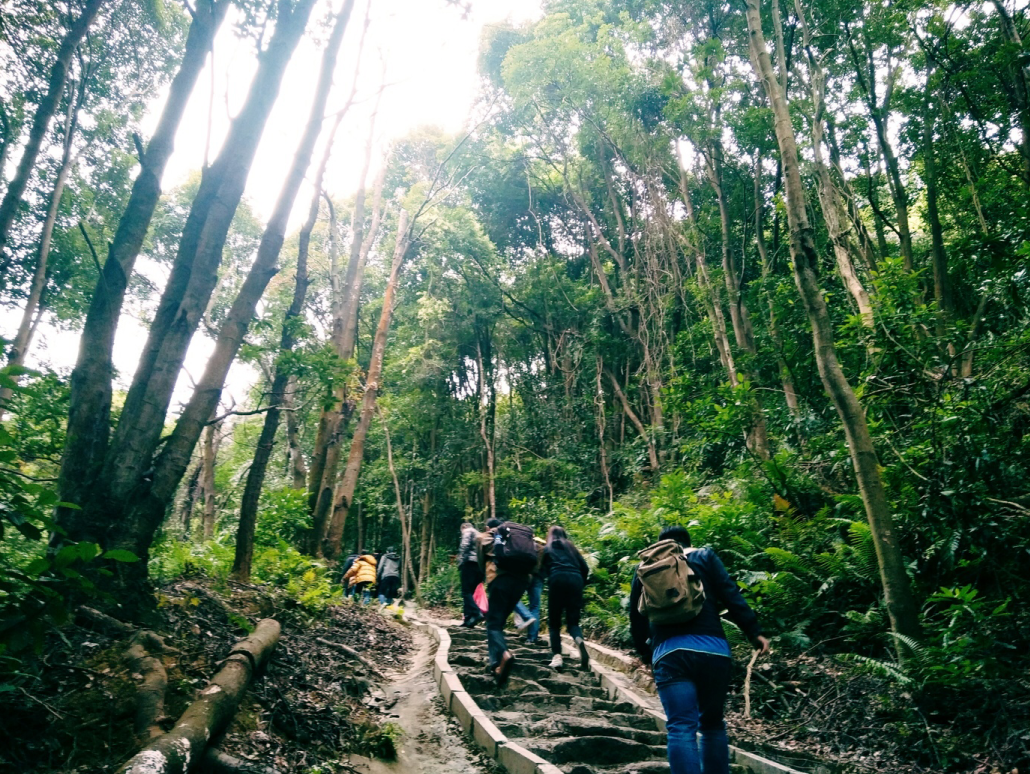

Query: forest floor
left=0, top=576, right=493, bottom=774
left=1, top=582, right=1022, bottom=774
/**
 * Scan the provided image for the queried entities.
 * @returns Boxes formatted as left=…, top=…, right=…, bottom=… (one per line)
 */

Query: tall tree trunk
left=308, top=118, right=384, bottom=553
left=746, top=0, right=922, bottom=649
left=56, top=0, right=230, bottom=546
left=381, top=410, right=413, bottom=597
left=101, top=0, right=319, bottom=536
left=58, top=0, right=321, bottom=599
left=230, top=3, right=355, bottom=578
left=606, top=369, right=659, bottom=471
left=133, top=0, right=352, bottom=580
left=0, top=0, right=105, bottom=267
left=0, top=80, right=80, bottom=408
left=323, top=211, right=411, bottom=559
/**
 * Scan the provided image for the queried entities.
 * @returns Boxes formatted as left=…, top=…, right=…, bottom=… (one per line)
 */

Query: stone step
left=496, top=715, right=666, bottom=746
left=477, top=692, right=639, bottom=715
left=527, top=736, right=666, bottom=767
left=490, top=710, right=656, bottom=732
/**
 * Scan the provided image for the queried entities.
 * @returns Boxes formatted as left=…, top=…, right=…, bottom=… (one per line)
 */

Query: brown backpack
left=636, top=539, right=705, bottom=625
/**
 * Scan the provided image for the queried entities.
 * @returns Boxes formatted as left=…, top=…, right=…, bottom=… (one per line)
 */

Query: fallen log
left=200, top=748, right=281, bottom=774
left=119, top=619, right=281, bottom=774
left=126, top=630, right=169, bottom=741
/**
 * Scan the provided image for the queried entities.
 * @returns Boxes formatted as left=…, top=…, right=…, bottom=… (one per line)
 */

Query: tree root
left=200, top=748, right=281, bottom=774
left=314, top=636, right=384, bottom=677
left=119, top=619, right=281, bottom=774
left=180, top=581, right=247, bottom=625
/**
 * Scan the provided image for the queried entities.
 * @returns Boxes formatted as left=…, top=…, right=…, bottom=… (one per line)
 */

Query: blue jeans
left=653, top=650, right=731, bottom=774
left=514, top=576, right=543, bottom=641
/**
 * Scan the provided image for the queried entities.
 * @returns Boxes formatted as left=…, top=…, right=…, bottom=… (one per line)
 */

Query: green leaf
left=103, top=549, right=140, bottom=563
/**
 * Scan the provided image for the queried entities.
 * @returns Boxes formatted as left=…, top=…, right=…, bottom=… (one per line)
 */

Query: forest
left=1, top=0, right=1029, bottom=771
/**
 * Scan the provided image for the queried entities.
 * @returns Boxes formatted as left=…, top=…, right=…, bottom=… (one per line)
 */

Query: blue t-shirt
left=652, top=633, right=731, bottom=664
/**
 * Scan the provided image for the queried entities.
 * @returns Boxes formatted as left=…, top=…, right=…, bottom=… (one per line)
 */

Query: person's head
left=486, top=518, right=503, bottom=529
left=385, top=546, right=396, bottom=555
left=659, top=525, right=692, bottom=547
left=461, top=521, right=473, bottom=533
left=546, top=525, right=569, bottom=547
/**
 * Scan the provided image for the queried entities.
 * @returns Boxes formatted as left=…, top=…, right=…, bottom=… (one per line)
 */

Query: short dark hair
left=659, top=525, right=692, bottom=547
left=486, top=518, right=503, bottom=529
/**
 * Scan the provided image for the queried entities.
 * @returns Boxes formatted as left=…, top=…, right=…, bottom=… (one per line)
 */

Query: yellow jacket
left=343, top=554, right=377, bottom=587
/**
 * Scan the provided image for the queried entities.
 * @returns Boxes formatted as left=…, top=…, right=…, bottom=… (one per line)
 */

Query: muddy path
left=347, top=625, right=498, bottom=774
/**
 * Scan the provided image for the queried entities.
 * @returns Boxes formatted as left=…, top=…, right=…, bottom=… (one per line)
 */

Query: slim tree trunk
left=308, top=115, right=385, bottom=552
left=230, top=3, right=355, bottom=578
left=923, top=82, right=951, bottom=322
left=0, top=0, right=105, bottom=266
left=606, top=370, right=659, bottom=471
left=476, top=333, right=497, bottom=522
left=381, top=410, right=413, bottom=597
left=285, top=381, right=307, bottom=490
left=323, top=211, right=410, bottom=559
left=746, top=0, right=921, bottom=649
left=201, top=421, right=218, bottom=539
left=799, top=4, right=874, bottom=327
left=754, top=152, right=801, bottom=417
left=0, top=81, right=79, bottom=407
left=56, top=0, right=230, bottom=545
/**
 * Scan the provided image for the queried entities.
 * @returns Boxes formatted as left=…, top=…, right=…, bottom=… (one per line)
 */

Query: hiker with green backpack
left=629, top=525, right=770, bottom=774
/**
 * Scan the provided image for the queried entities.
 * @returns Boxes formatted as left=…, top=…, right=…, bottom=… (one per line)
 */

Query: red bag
left=473, top=582, right=488, bottom=615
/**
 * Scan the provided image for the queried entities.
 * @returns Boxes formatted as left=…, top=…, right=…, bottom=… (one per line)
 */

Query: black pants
left=548, top=574, right=584, bottom=654
left=486, top=573, right=529, bottom=669
left=378, top=575, right=401, bottom=602
left=459, top=561, right=483, bottom=621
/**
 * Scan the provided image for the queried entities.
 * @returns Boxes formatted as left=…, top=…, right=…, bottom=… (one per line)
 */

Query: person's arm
left=700, top=549, right=763, bottom=644
left=628, top=573, right=653, bottom=664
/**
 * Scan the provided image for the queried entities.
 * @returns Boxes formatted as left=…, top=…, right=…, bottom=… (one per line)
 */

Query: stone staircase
left=447, top=625, right=737, bottom=774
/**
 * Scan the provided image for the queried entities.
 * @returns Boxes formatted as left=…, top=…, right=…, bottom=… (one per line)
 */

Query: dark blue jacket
left=629, top=546, right=762, bottom=664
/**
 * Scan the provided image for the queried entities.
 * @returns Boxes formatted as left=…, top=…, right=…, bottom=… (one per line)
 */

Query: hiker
left=630, top=525, right=770, bottom=774
left=340, top=552, right=359, bottom=598
left=477, top=517, right=536, bottom=687
left=377, top=547, right=402, bottom=606
left=542, top=526, right=590, bottom=669
left=343, top=552, right=377, bottom=605
left=458, top=522, right=484, bottom=627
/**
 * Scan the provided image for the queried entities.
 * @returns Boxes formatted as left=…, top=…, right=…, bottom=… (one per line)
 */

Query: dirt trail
left=347, top=624, right=497, bottom=774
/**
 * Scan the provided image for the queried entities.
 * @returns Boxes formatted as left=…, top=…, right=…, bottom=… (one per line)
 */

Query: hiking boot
left=515, top=616, right=537, bottom=633
left=575, top=636, right=590, bottom=669
left=494, top=651, right=515, bottom=688
left=549, top=653, right=563, bottom=669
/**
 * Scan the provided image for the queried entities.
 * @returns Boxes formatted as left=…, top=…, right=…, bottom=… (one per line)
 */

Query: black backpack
left=493, top=523, right=538, bottom=573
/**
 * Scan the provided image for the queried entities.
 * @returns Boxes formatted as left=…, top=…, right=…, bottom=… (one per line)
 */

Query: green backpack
left=636, top=539, right=705, bottom=625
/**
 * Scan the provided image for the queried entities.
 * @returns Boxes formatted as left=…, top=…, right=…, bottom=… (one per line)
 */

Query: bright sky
left=17, top=0, right=541, bottom=415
